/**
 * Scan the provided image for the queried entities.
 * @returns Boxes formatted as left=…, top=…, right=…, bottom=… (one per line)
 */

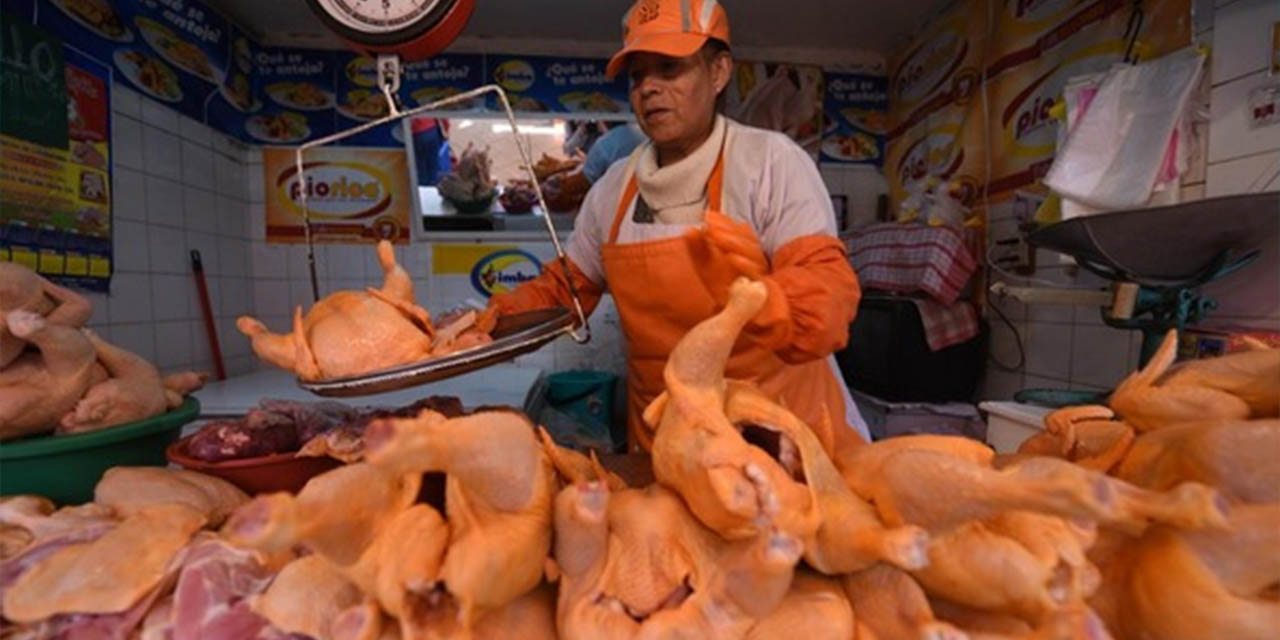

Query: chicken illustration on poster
left=724, top=62, right=825, bottom=156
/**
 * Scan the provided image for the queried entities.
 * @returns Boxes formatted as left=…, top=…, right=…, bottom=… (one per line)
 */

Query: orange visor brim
left=605, top=32, right=710, bottom=79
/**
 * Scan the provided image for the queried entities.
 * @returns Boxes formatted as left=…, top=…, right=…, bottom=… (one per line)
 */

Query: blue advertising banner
left=36, top=0, right=229, bottom=124
left=400, top=52, right=483, bottom=112
left=821, top=72, right=888, bottom=166
left=486, top=54, right=629, bottom=116
left=204, top=24, right=257, bottom=135
left=10, top=0, right=888, bottom=161
left=333, top=52, right=399, bottom=147
left=247, top=46, right=337, bottom=145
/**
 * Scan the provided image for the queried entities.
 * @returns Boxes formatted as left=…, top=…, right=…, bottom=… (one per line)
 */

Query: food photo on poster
left=0, top=2, right=1278, bottom=640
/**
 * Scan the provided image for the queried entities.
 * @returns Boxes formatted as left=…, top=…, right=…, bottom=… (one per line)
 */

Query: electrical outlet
left=992, top=228, right=1036, bottom=275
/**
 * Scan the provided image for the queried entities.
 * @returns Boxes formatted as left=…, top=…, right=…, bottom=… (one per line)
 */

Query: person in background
left=543, top=121, right=648, bottom=211
left=411, top=117, right=451, bottom=186
left=489, top=0, right=867, bottom=457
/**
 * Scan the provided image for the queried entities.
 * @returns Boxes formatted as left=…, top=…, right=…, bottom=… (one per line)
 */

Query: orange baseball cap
left=606, top=0, right=731, bottom=79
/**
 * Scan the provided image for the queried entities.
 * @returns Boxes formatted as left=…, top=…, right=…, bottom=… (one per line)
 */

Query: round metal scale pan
left=298, top=307, right=575, bottom=397
left=1028, top=192, right=1278, bottom=285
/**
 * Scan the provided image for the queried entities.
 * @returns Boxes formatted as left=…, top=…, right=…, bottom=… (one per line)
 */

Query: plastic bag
left=1044, top=48, right=1204, bottom=210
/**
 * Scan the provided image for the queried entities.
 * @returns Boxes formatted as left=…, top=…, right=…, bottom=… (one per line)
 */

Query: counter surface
left=194, top=366, right=547, bottom=418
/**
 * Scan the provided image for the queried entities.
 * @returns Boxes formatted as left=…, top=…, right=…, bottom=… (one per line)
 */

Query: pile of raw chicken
left=236, top=241, right=496, bottom=382
left=2, top=277, right=1276, bottom=639
left=0, top=264, right=204, bottom=441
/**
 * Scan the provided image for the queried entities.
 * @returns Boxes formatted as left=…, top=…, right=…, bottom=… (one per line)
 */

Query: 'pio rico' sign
left=263, top=147, right=411, bottom=244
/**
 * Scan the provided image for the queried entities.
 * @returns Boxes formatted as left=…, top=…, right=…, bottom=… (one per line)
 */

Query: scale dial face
left=312, top=0, right=445, bottom=36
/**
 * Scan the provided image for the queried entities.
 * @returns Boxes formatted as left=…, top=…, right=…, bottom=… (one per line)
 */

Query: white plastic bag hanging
left=1044, top=48, right=1204, bottom=210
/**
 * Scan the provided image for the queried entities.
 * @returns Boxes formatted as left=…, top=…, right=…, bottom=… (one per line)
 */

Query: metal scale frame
left=292, top=56, right=592, bottom=397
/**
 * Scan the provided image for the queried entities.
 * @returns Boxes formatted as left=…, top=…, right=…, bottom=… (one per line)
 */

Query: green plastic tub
left=547, top=370, right=619, bottom=445
left=0, top=397, right=201, bottom=505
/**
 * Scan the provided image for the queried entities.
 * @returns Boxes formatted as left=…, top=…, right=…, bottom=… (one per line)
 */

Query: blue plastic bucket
left=546, top=370, right=618, bottom=441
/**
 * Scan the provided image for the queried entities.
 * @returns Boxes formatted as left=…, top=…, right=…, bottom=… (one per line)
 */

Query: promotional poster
left=262, top=147, right=412, bottom=245
left=1, top=26, right=113, bottom=291
left=822, top=73, right=889, bottom=165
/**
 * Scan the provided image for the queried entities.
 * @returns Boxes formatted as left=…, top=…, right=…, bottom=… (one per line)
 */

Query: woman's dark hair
left=700, top=38, right=732, bottom=111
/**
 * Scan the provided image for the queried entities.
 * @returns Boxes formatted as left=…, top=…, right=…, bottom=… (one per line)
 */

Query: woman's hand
left=704, top=210, right=768, bottom=279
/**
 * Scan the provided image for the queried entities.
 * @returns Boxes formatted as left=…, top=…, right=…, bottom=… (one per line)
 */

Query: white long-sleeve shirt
left=565, top=117, right=839, bottom=289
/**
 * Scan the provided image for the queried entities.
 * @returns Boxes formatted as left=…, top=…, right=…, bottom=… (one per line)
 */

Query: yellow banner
left=262, top=146, right=412, bottom=245
left=432, top=244, right=517, bottom=275
left=885, top=0, right=1192, bottom=210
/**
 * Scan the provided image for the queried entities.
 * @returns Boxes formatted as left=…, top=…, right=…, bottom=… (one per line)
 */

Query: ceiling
left=208, top=0, right=946, bottom=63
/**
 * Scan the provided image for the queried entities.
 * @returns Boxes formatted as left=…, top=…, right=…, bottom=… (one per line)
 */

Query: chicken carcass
left=553, top=481, right=802, bottom=640
left=237, top=241, right=495, bottom=381
left=0, top=310, right=102, bottom=441
left=222, top=462, right=433, bottom=629
left=1017, top=406, right=1135, bottom=473
left=57, top=330, right=203, bottom=434
left=1110, top=329, right=1279, bottom=431
left=648, top=277, right=927, bottom=574
left=94, top=467, right=248, bottom=527
left=359, top=408, right=556, bottom=632
left=0, top=262, right=92, bottom=368
left=1110, top=418, right=1280, bottom=503
left=1089, top=503, right=1280, bottom=640
left=251, top=555, right=364, bottom=640
left=2, top=504, right=204, bottom=625
left=840, top=564, right=966, bottom=640
left=745, top=571, right=853, bottom=640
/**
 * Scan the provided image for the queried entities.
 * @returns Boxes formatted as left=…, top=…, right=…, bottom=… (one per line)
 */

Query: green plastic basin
left=0, top=397, right=201, bottom=505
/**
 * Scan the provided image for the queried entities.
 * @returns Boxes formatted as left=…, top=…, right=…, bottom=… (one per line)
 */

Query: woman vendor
left=490, top=0, right=869, bottom=456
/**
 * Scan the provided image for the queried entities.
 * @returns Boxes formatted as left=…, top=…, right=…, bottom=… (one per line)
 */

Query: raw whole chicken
left=1111, top=418, right=1280, bottom=503
left=59, top=331, right=205, bottom=434
left=0, top=310, right=102, bottom=441
left=93, top=467, right=249, bottom=527
left=360, top=408, right=556, bottom=631
left=224, top=407, right=556, bottom=639
left=744, top=571, right=853, bottom=640
left=647, top=277, right=929, bottom=575
left=1, top=263, right=205, bottom=441
left=1109, top=329, right=1279, bottom=431
left=237, top=240, right=496, bottom=381
left=552, top=481, right=802, bottom=640
left=2, top=503, right=204, bottom=625
left=0, top=262, right=92, bottom=368
left=1089, top=504, right=1280, bottom=640
left=1016, top=406, right=1135, bottom=473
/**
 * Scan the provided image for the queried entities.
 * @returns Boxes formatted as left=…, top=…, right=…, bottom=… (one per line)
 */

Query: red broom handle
left=190, top=250, right=227, bottom=381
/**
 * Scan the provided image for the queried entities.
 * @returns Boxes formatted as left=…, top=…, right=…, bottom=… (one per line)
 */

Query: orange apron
left=601, top=147, right=865, bottom=455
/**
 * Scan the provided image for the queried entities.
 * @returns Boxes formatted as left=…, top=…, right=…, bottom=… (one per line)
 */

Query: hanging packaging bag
left=1044, top=48, right=1204, bottom=210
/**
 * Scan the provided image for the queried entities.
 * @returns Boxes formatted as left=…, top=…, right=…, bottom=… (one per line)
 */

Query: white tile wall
left=1207, top=73, right=1280, bottom=163
left=1210, top=0, right=1280, bottom=83
left=100, top=82, right=256, bottom=377
left=820, top=164, right=889, bottom=230
left=1205, top=150, right=1280, bottom=194
left=143, top=126, right=183, bottom=182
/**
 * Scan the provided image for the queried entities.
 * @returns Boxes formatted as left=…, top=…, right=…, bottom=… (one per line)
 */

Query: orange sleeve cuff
left=749, top=235, right=861, bottom=363
left=488, top=257, right=603, bottom=326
